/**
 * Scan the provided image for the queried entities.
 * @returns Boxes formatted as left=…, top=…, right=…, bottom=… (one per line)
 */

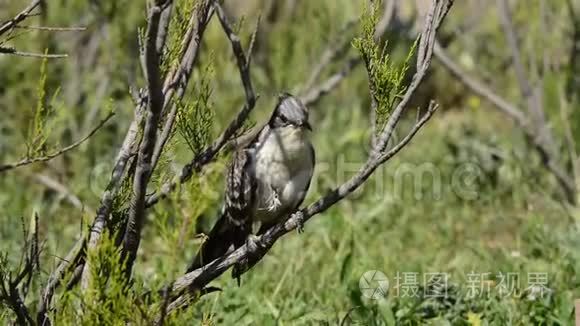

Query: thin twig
left=433, top=42, right=527, bottom=125
left=496, top=0, right=553, bottom=149
left=300, top=58, right=361, bottom=107
left=301, top=18, right=358, bottom=92
left=0, top=46, right=68, bottom=58
left=0, top=0, right=42, bottom=36
left=14, top=25, right=86, bottom=31
left=32, top=174, right=91, bottom=212
left=0, top=112, right=114, bottom=173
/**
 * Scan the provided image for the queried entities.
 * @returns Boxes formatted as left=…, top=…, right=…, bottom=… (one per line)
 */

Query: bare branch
left=156, top=1, right=174, bottom=54
left=300, top=58, right=361, bottom=107
left=0, top=112, right=114, bottom=173
left=0, top=0, right=42, bottom=36
left=0, top=46, right=68, bottom=58
left=433, top=42, right=527, bottom=125
left=14, top=25, right=86, bottom=31
left=213, top=2, right=255, bottom=103
left=32, top=174, right=91, bottom=212
left=496, top=0, right=553, bottom=149
left=120, top=3, right=166, bottom=279
left=301, top=18, right=358, bottom=93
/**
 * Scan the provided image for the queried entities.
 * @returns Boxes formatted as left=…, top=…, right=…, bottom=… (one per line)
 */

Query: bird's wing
left=232, top=141, right=315, bottom=280
left=293, top=142, right=316, bottom=210
left=187, top=148, right=257, bottom=272
left=224, top=148, right=256, bottom=228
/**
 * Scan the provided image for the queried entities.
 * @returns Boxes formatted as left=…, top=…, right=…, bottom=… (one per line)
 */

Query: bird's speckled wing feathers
left=187, top=148, right=257, bottom=272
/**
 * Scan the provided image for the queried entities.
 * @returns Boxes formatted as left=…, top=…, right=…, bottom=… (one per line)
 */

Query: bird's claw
left=289, top=211, right=305, bottom=234
left=246, top=234, right=263, bottom=255
left=296, top=221, right=305, bottom=234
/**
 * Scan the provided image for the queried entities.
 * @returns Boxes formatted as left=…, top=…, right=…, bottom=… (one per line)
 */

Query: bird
left=187, top=93, right=315, bottom=280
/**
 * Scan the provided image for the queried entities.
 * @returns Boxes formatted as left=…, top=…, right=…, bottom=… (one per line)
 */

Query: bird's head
left=270, top=92, right=311, bottom=131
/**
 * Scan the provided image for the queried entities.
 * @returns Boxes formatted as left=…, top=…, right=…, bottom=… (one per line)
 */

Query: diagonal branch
left=120, top=2, right=166, bottom=280
left=372, top=0, right=452, bottom=157
left=496, top=0, right=554, bottom=150
left=32, top=173, right=92, bottom=212
left=433, top=42, right=527, bottom=125
left=156, top=1, right=174, bottom=54
left=0, top=46, right=68, bottom=58
left=78, top=100, right=144, bottom=292
left=300, top=57, right=362, bottom=107
left=0, top=112, right=114, bottom=173
left=0, top=0, right=42, bottom=36
left=301, top=18, right=358, bottom=93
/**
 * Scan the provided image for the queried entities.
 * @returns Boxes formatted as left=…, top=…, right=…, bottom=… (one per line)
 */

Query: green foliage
left=176, top=61, right=214, bottom=156
left=25, top=55, right=60, bottom=158
left=53, top=231, right=151, bottom=324
left=162, top=0, right=198, bottom=74
left=353, top=1, right=415, bottom=133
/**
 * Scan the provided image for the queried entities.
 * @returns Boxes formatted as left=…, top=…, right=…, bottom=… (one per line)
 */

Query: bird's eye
left=279, top=115, right=288, bottom=123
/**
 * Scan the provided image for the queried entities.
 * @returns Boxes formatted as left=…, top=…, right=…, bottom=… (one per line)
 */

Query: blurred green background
left=1, top=0, right=580, bottom=324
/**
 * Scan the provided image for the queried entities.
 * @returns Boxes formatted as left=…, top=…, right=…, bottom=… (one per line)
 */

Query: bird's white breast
left=253, top=126, right=314, bottom=222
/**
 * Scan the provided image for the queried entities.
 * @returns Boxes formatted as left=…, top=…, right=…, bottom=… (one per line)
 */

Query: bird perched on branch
left=187, top=93, right=315, bottom=280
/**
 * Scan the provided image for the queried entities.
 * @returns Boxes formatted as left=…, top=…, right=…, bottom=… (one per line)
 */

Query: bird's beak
left=302, top=121, right=312, bottom=131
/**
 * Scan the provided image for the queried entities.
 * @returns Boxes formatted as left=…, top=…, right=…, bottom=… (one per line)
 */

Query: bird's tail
left=187, top=212, right=246, bottom=273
